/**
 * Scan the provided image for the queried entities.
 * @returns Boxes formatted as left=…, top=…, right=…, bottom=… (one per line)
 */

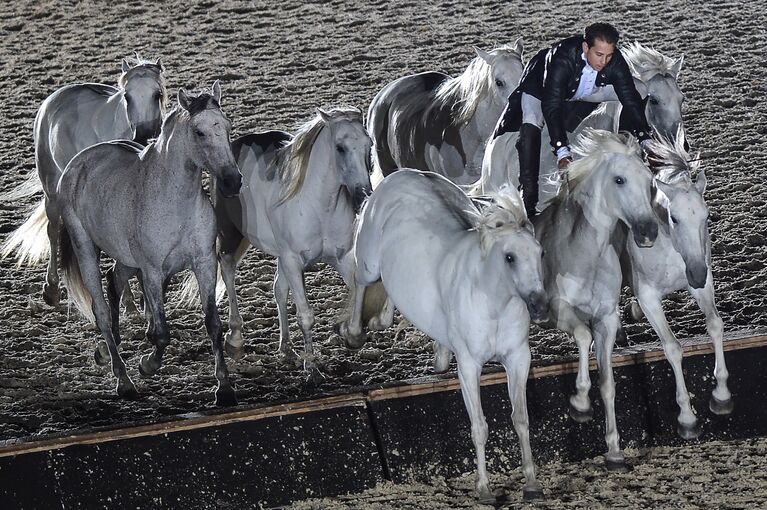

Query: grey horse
left=57, top=82, right=240, bottom=405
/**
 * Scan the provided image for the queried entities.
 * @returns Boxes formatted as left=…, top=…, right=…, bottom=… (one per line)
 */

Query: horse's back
left=369, top=72, right=450, bottom=176
left=58, top=140, right=142, bottom=197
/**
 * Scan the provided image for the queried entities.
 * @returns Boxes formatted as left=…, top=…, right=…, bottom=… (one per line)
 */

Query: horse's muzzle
left=631, top=218, right=658, bottom=248
left=686, top=263, right=708, bottom=289
left=219, top=171, right=243, bottom=198
left=526, top=291, right=549, bottom=323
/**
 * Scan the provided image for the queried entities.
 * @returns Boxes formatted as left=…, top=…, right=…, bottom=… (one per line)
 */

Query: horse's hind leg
left=43, top=195, right=61, bottom=306
left=455, top=352, right=494, bottom=504
left=636, top=287, right=700, bottom=439
left=95, top=263, right=138, bottom=366
left=194, top=256, right=236, bottom=406
left=502, top=345, right=542, bottom=501
left=690, top=279, right=733, bottom=414
left=273, top=258, right=294, bottom=357
left=279, top=255, right=322, bottom=384
left=65, top=218, right=136, bottom=398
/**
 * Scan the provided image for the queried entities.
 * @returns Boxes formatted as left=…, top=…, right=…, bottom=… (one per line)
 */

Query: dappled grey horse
left=57, top=83, right=240, bottom=405
left=618, top=128, right=732, bottom=439
left=180, top=107, right=372, bottom=382
left=534, top=129, right=658, bottom=470
left=1, top=56, right=167, bottom=307
left=342, top=169, right=547, bottom=502
left=368, top=41, right=525, bottom=186
left=477, top=42, right=685, bottom=202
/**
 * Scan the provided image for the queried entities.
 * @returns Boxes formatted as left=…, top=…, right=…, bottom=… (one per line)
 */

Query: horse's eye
left=615, top=176, right=625, bottom=185
left=541, top=250, right=545, bottom=259
left=671, top=215, right=679, bottom=224
left=495, top=78, right=505, bottom=88
left=505, top=254, right=515, bottom=265
left=336, top=145, right=345, bottom=154
left=154, top=92, right=162, bottom=101
left=649, top=96, right=660, bottom=105
left=195, top=129, right=205, bottom=137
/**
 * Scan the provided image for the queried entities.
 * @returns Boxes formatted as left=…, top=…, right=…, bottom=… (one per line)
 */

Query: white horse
left=1, top=55, right=167, bottom=307
left=533, top=129, right=658, bottom=470
left=343, top=169, right=547, bottom=503
left=619, top=128, right=732, bottom=439
left=477, top=42, right=685, bottom=202
left=56, top=83, right=241, bottom=405
left=368, top=41, right=525, bottom=186
left=181, top=107, right=372, bottom=382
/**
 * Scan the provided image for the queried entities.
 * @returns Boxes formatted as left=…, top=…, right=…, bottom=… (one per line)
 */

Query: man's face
left=582, top=38, right=615, bottom=71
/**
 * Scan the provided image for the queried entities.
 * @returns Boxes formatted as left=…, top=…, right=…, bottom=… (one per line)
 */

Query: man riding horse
left=493, top=22, right=653, bottom=219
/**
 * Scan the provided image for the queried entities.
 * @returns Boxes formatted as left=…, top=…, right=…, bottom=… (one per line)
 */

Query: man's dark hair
left=584, top=22, right=620, bottom=47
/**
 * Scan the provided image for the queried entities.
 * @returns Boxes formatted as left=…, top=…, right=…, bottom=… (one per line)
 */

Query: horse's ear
left=317, top=108, right=333, bottom=123
left=473, top=46, right=494, bottom=65
left=695, top=170, right=707, bottom=195
left=670, top=54, right=684, bottom=78
left=121, top=59, right=131, bottom=73
left=212, top=80, right=222, bottom=104
left=155, top=58, right=164, bottom=71
left=654, top=178, right=676, bottom=200
left=178, top=88, right=191, bottom=111
left=513, top=38, right=524, bottom=56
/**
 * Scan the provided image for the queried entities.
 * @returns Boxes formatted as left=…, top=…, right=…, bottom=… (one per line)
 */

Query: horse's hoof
left=94, top=342, right=110, bottom=367
left=116, top=380, right=139, bottom=400
left=605, top=457, right=632, bottom=472
left=569, top=402, right=594, bottom=423
left=677, top=420, right=702, bottom=440
left=476, top=486, right=496, bottom=505
left=522, top=484, right=544, bottom=502
left=709, top=396, right=734, bottom=415
left=224, top=341, right=245, bottom=361
left=138, top=355, right=159, bottom=378
left=215, top=386, right=238, bottom=407
left=42, top=284, right=60, bottom=307
left=337, top=322, right=366, bottom=350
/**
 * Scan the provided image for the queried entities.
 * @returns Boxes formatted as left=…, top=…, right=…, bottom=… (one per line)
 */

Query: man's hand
left=558, top=156, right=572, bottom=171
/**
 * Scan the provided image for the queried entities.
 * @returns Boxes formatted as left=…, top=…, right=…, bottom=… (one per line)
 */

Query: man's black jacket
left=494, top=36, right=652, bottom=151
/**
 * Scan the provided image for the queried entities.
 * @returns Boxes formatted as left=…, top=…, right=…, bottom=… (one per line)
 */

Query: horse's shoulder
left=232, top=131, right=292, bottom=159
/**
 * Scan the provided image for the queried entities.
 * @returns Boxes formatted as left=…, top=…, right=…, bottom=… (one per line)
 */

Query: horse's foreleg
left=455, top=352, right=493, bottom=503
left=194, top=257, right=236, bottom=407
left=690, top=278, right=733, bottom=414
left=592, top=314, right=626, bottom=471
left=636, top=286, right=699, bottom=438
left=502, top=344, right=542, bottom=501
left=96, top=263, right=137, bottom=367
left=43, top=196, right=61, bottom=306
left=220, top=250, right=244, bottom=360
left=279, top=255, right=321, bottom=383
left=137, top=270, right=171, bottom=379
left=335, top=253, right=366, bottom=349
left=273, top=259, right=293, bottom=357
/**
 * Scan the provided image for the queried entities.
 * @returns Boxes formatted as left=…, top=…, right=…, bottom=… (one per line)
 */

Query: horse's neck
left=558, top=187, right=617, bottom=250
left=467, top=96, right=504, bottom=139
left=300, top=133, right=345, bottom=208
left=151, top=124, right=203, bottom=199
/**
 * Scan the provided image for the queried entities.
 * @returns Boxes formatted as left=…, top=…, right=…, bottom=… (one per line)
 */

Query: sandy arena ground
left=0, top=0, right=766, bottom=506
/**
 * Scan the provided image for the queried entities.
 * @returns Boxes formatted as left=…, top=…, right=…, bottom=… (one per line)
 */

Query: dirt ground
left=283, top=436, right=767, bottom=509
left=0, top=0, right=765, bottom=455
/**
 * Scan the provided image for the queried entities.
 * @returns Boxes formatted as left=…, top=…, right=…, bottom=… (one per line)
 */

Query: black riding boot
left=517, top=123, right=542, bottom=219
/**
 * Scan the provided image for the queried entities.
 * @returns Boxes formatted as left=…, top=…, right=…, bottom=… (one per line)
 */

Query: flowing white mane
left=565, top=128, right=643, bottom=186
left=475, top=185, right=529, bottom=254
left=622, top=42, right=681, bottom=82
left=275, top=106, right=364, bottom=203
left=434, top=45, right=523, bottom=125
left=648, top=127, right=699, bottom=189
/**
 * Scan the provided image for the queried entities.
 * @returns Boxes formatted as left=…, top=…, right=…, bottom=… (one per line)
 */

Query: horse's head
left=623, top=42, right=687, bottom=149
left=474, top=39, right=525, bottom=109
left=478, top=189, right=548, bottom=322
left=177, top=81, right=241, bottom=197
left=119, top=56, right=167, bottom=144
left=650, top=131, right=709, bottom=288
left=570, top=129, right=658, bottom=247
left=318, top=107, right=373, bottom=212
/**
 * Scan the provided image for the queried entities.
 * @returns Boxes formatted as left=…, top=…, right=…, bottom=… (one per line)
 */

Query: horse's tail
left=0, top=172, right=43, bottom=202
left=59, top=225, right=95, bottom=323
left=175, top=238, right=250, bottom=308
left=1, top=200, right=50, bottom=267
